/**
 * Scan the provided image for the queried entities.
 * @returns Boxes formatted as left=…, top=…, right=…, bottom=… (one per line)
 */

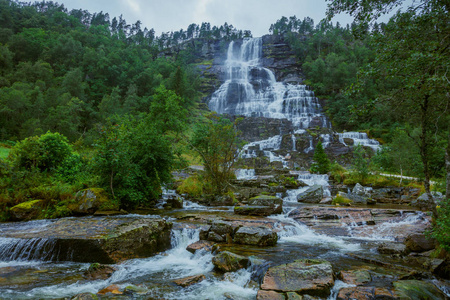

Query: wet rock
left=208, top=231, right=225, bottom=242
left=234, top=205, right=280, bottom=216
left=337, top=287, right=397, bottom=300
left=123, top=285, right=150, bottom=295
left=83, top=263, right=116, bottom=280
left=286, top=292, right=303, bottom=299
left=378, top=242, right=409, bottom=256
left=248, top=195, right=283, bottom=208
left=338, top=269, right=372, bottom=285
left=70, top=188, right=111, bottom=215
left=1, top=216, right=172, bottom=263
left=257, top=290, right=285, bottom=300
left=97, top=284, right=122, bottom=295
left=233, top=226, right=278, bottom=246
left=173, top=274, right=206, bottom=287
left=405, top=233, right=436, bottom=252
left=10, top=200, right=45, bottom=221
left=166, top=195, right=183, bottom=209
left=186, top=240, right=215, bottom=254
left=210, top=220, right=240, bottom=236
left=297, top=185, right=324, bottom=203
left=393, top=280, right=446, bottom=299
left=212, top=251, right=249, bottom=272
left=71, top=293, right=99, bottom=300
left=261, top=259, right=334, bottom=297
left=412, top=191, right=444, bottom=207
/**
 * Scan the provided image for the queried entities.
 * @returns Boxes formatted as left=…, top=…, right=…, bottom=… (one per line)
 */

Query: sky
left=56, top=0, right=357, bottom=37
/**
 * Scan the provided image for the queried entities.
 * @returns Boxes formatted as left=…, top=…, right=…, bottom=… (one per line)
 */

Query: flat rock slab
left=0, top=216, right=172, bottom=263
left=261, top=259, right=334, bottom=297
left=233, top=226, right=278, bottom=246
left=173, top=274, right=205, bottom=287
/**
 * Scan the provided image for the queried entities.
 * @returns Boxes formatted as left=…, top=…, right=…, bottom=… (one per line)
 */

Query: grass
left=0, top=146, right=11, bottom=160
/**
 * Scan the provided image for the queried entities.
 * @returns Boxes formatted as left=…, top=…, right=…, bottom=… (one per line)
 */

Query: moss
left=12, top=200, right=44, bottom=210
left=332, top=195, right=352, bottom=205
left=251, top=195, right=279, bottom=200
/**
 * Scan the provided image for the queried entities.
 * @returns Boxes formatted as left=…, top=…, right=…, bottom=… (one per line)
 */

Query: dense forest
left=0, top=0, right=448, bottom=228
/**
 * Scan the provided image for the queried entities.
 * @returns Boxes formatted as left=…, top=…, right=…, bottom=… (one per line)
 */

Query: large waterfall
left=208, top=38, right=329, bottom=129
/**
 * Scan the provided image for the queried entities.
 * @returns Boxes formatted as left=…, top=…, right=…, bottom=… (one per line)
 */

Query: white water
left=0, top=228, right=257, bottom=299
left=235, top=168, right=257, bottom=180
left=209, top=38, right=329, bottom=129
left=338, top=132, right=380, bottom=151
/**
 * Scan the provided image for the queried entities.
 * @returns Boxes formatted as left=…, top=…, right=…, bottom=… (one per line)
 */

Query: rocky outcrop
left=260, top=259, right=334, bottom=297
left=405, top=233, right=436, bottom=253
left=10, top=200, right=45, bottom=221
left=233, top=226, right=278, bottom=246
left=212, top=251, right=249, bottom=272
left=0, top=216, right=172, bottom=263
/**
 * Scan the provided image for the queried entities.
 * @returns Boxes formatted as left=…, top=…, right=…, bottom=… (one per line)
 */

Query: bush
left=177, top=176, right=205, bottom=198
left=431, top=198, right=450, bottom=252
left=310, top=141, right=330, bottom=174
left=329, top=162, right=347, bottom=183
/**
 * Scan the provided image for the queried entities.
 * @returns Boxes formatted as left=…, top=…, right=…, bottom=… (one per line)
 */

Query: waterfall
left=209, top=38, right=329, bottom=129
left=338, top=132, right=380, bottom=151
left=0, top=238, right=58, bottom=262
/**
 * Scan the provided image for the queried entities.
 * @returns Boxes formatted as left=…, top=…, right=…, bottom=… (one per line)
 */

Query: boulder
left=248, top=195, right=283, bottom=207
left=411, top=191, right=444, bottom=207
left=297, top=185, right=324, bottom=203
left=97, top=284, right=122, bottom=295
left=0, top=216, right=172, bottom=263
left=338, top=269, right=372, bottom=285
left=71, top=293, right=98, bottom=300
left=10, top=200, right=45, bottom=221
left=405, top=233, right=436, bottom=252
left=257, top=290, right=285, bottom=300
left=337, top=287, right=397, bottom=300
left=286, top=292, right=303, bottom=300
left=233, top=226, right=278, bottom=246
left=173, top=274, right=206, bottom=287
left=212, top=251, right=249, bottom=272
left=261, top=259, right=334, bottom=297
left=186, top=240, right=215, bottom=254
left=234, top=205, right=280, bottom=216
left=123, top=285, right=150, bottom=295
left=166, top=195, right=183, bottom=209
left=393, top=280, right=446, bottom=299
left=378, top=242, right=409, bottom=256
left=70, top=188, right=110, bottom=215
left=83, top=263, right=116, bottom=280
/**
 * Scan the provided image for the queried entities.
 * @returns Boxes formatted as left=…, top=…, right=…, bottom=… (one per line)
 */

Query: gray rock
left=405, top=233, right=436, bottom=252
left=212, top=251, right=249, bottom=272
left=297, top=185, right=324, bottom=203
left=378, top=242, right=409, bottom=255
left=233, top=226, right=278, bottom=246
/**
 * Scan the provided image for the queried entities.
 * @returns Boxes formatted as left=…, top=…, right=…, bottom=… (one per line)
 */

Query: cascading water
left=209, top=38, right=329, bottom=129
left=338, top=132, right=380, bottom=151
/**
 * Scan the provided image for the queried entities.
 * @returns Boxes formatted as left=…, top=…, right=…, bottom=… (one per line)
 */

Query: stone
left=393, top=280, right=446, bottom=299
left=208, top=231, right=225, bottom=242
left=83, top=263, right=116, bottom=280
left=186, top=240, right=215, bottom=254
left=166, top=195, right=183, bottom=209
left=123, top=285, right=149, bottom=295
left=297, top=185, right=324, bottom=203
left=210, top=220, right=238, bottom=236
left=338, top=269, right=372, bottom=285
left=257, top=290, right=285, bottom=300
left=97, top=284, right=122, bottom=295
left=234, top=205, right=280, bottom=216
left=261, top=259, right=334, bottom=297
left=0, top=216, right=172, bottom=263
left=10, top=200, right=45, bottom=221
left=405, top=233, right=436, bottom=252
left=337, top=287, right=397, bottom=300
left=70, top=188, right=111, bottom=215
left=411, top=191, right=444, bottom=207
left=212, top=251, right=249, bottom=272
left=71, top=293, right=99, bottom=300
left=248, top=195, right=283, bottom=207
left=286, top=292, right=303, bottom=300
left=173, top=274, right=206, bottom=287
left=378, top=242, right=409, bottom=255
left=233, top=226, right=278, bottom=246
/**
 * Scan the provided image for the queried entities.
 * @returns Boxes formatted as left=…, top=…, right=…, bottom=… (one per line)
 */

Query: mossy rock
left=212, top=251, right=249, bottom=272
left=393, top=280, right=446, bottom=299
left=69, top=188, right=113, bottom=215
left=10, top=200, right=45, bottom=221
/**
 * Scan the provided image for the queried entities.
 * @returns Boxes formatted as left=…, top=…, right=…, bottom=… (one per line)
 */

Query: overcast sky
left=57, top=0, right=357, bottom=37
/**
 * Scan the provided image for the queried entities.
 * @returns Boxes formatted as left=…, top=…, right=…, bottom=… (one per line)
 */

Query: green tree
left=92, top=116, right=174, bottom=208
left=190, top=114, right=239, bottom=194
left=311, top=141, right=331, bottom=174
left=352, top=145, right=370, bottom=183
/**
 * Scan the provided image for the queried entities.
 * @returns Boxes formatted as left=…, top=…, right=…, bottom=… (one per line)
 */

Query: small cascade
left=320, top=133, right=331, bottom=148
left=338, top=132, right=380, bottom=151
left=304, top=135, right=314, bottom=153
left=235, top=169, right=257, bottom=180
left=0, top=238, right=58, bottom=262
left=291, top=134, right=296, bottom=151
left=209, top=38, right=329, bottom=128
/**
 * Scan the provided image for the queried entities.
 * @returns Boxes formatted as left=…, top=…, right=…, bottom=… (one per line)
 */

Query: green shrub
left=310, top=141, right=330, bottom=174
left=329, top=162, right=347, bottom=183
left=177, top=176, right=204, bottom=198
left=431, top=198, right=450, bottom=251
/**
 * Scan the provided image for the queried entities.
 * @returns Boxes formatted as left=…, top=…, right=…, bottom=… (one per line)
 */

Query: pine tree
left=311, top=141, right=330, bottom=174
